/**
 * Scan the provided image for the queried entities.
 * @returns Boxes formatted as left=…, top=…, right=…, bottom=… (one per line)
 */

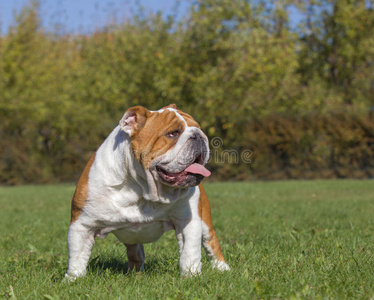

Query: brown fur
left=198, top=183, right=226, bottom=262
left=177, top=110, right=200, bottom=128
left=161, top=104, right=200, bottom=128
left=127, top=106, right=191, bottom=169
left=70, top=153, right=96, bottom=224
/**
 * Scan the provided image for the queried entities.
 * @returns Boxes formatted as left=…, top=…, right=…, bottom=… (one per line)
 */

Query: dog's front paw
left=63, top=273, right=78, bottom=283
left=180, top=262, right=202, bottom=278
left=63, top=269, right=86, bottom=283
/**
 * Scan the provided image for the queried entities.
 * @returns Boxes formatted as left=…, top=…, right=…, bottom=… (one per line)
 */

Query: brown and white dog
left=65, top=104, right=229, bottom=280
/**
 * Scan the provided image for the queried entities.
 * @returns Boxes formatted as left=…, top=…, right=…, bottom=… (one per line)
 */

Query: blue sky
left=0, top=0, right=304, bottom=36
left=0, top=0, right=190, bottom=35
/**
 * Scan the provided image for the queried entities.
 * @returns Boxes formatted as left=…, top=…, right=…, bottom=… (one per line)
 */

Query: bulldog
left=65, top=104, right=230, bottom=280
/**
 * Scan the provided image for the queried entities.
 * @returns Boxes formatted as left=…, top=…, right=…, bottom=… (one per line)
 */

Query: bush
left=1, top=1, right=373, bottom=184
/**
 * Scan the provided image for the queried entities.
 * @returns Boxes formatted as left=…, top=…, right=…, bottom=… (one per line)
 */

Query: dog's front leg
left=65, top=221, right=95, bottom=281
left=174, top=217, right=202, bottom=277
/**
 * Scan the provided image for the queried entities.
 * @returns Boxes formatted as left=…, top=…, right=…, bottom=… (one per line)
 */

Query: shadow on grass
left=88, top=255, right=128, bottom=274
left=87, top=255, right=178, bottom=276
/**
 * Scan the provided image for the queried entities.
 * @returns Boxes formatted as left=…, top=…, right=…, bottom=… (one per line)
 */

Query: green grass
left=1, top=180, right=374, bottom=299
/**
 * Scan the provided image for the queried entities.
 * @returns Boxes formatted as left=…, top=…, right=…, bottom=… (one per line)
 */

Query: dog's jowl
left=65, top=104, right=230, bottom=280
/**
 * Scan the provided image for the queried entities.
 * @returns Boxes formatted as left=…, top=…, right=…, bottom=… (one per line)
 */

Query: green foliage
left=1, top=181, right=374, bottom=298
left=0, top=0, right=373, bottom=183
left=297, top=0, right=374, bottom=106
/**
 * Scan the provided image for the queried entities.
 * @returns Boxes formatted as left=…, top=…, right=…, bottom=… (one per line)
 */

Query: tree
left=298, top=0, right=374, bottom=107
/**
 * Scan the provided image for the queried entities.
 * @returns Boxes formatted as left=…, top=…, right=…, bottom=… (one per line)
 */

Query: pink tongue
left=185, top=163, right=211, bottom=177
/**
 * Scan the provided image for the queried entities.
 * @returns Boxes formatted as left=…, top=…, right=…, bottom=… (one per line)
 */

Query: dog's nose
left=190, top=133, right=198, bottom=140
left=190, top=132, right=203, bottom=140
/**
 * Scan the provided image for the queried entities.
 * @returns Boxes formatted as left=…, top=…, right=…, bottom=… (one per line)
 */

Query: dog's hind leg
left=198, top=184, right=230, bottom=271
left=125, top=243, right=145, bottom=272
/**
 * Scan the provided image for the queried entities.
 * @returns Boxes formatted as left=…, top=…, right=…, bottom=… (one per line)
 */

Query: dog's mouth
left=156, top=155, right=211, bottom=187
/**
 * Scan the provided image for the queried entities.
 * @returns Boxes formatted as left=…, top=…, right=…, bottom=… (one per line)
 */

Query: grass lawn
left=1, top=180, right=374, bottom=299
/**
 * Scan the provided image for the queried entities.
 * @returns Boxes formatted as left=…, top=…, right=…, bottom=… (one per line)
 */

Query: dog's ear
left=120, top=106, right=149, bottom=137
left=161, top=103, right=177, bottom=110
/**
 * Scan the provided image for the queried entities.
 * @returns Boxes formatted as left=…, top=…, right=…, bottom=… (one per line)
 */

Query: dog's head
left=120, top=104, right=210, bottom=202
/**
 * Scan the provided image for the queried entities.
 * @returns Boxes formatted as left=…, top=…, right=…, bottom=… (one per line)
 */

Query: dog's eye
left=167, top=130, right=180, bottom=138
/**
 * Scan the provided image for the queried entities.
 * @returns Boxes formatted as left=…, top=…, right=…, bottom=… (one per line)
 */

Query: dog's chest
left=90, top=191, right=180, bottom=244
